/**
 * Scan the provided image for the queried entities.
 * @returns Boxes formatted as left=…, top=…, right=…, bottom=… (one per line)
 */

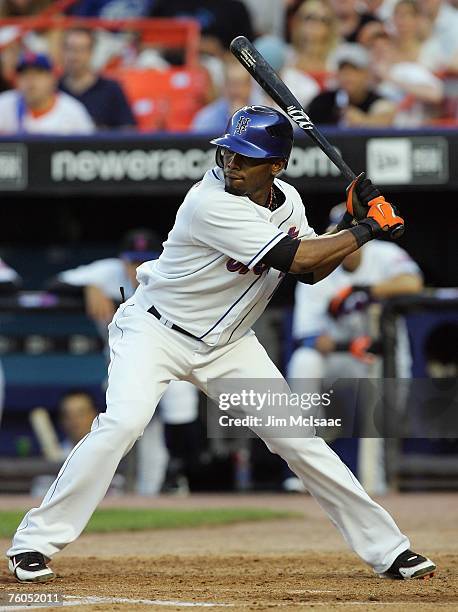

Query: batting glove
left=359, top=198, right=405, bottom=239
left=346, top=172, right=381, bottom=221
left=328, top=285, right=373, bottom=318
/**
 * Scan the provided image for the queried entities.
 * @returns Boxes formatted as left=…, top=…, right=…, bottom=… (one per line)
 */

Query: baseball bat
left=230, top=36, right=404, bottom=238
left=30, top=407, right=63, bottom=461
left=230, top=36, right=356, bottom=182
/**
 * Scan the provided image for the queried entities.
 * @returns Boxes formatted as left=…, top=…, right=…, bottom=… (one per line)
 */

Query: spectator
left=0, top=0, right=65, bottom=63
left=0, top=0, right=51, bottom=15
left=418, top=0, right=458, bottom=60
left=254, top=35, right=320, bottom=111
left=289, top=0, right=339, bottom=78
left=150, top=0, right=255, bottom=57
left=0, top=53, right=94, bottom=134
left=391, top=0, right=446, bottom=71
left=370, top=31, right=444, bottom=125
left=241, top=0, right=287, bottom=38
left=59, top=28, right=136, bottom=130
left=364, top=0, right=398, bottom=20
left=67, top=0, right=154, bottom=18
left=307, top=44, right=396, bottom=126
left=330, top=0, right=381, bottom=43
left=191, top=59, right=262, bottom=134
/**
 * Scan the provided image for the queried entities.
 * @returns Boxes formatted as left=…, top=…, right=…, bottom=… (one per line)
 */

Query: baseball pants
left=9, top=302, right=409, bottom=573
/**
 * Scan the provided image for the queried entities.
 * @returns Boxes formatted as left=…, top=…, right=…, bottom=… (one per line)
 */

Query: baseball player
left=8, top=105, right=435, bottom=582
left=286, top=204, right=423, bottom=492
left=49, top=229, right=200, bottom=492
left=289, top=205, right=423, bottom=386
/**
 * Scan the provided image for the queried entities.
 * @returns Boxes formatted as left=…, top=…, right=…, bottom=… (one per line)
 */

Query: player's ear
left=271, top=159, right=286, bottom=176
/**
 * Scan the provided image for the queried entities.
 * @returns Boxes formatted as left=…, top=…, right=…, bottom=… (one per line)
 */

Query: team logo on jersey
left=226, top=259, right=268, bottom=276
left=235, top=116, right=251, bottom=135
left=288, top=226, right=299, bottom=239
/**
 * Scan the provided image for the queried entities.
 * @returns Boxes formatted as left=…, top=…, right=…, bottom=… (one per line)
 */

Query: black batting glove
left=346, top=172, right=382, bottom=221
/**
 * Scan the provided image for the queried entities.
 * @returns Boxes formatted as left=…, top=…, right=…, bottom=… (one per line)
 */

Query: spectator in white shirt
left=0, top=53, right=94, bottom=134
left=418, top=0, right=458, bottom=60
left=370, top=31, right=444, bottom=125
left=391, top=0, right=446, bottom=71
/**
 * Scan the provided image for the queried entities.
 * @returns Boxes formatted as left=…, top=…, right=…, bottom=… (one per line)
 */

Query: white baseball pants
left=9, top=302, right=409, bottom=574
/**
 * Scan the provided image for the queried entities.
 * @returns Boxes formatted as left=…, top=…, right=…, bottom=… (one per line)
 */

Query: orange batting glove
left=349, top=336, right=377, bottom=364
left=363, top=197, right=405, bottom=239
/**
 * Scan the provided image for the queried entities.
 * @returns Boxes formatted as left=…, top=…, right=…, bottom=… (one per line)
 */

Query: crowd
left=0, top=0, right=456, bottom=133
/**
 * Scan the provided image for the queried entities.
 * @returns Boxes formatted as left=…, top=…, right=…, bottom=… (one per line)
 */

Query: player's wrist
left=349, top=220, right=377, bottom=247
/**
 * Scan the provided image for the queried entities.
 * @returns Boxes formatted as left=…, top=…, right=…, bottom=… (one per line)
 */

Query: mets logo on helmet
left=235, top=116, right=251, bottom=134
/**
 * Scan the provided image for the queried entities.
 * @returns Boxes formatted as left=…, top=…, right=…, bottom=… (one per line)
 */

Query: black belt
left=148, top=305, right=199, bottom=341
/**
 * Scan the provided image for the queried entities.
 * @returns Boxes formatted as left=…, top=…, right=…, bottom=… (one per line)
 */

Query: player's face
left=222, top=150, right=284, bottom=201
left=59, top=395, right=97, bottom=445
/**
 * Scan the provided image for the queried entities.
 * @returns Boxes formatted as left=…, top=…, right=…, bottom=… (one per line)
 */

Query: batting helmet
left=211, top=105, right=293, bottom=165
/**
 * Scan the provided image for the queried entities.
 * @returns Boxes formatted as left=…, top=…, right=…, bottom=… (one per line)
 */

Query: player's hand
left=328, top=285, right=372, bottom=318
left=359, top=198, right=405, bottom=239
left=349, top=336, right=378, bottom=364
left=346, top=172, right=381, bottom=221
left=84, top=285, right=116, bottom=323
left=315, top=334, right=336, bottom=355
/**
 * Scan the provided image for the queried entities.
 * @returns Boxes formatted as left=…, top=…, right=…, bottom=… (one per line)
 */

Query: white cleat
left=379, top=549, right=436, bottom=580
left=8, top=552, right=55, bottom=583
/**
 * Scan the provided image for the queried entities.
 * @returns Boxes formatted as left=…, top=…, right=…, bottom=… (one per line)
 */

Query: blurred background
left=0, top=0, right=457, bottom=499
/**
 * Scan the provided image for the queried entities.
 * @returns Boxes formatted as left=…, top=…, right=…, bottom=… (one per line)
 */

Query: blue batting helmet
left=211, top=105, right=294, bottom=164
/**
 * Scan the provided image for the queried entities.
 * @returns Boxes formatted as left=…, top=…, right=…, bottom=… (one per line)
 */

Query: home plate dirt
left=0, top=493, right=456, bottom=611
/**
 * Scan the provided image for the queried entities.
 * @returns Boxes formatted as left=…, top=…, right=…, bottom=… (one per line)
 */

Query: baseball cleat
left=380, top=549, right=436, bottom=580
left=8, top=552, right=55, bottom=583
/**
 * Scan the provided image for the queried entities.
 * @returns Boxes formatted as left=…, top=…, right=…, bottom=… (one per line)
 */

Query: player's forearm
left=371, top=274, right=423, bottom=300
left=289, top=230, right=361, bottom=275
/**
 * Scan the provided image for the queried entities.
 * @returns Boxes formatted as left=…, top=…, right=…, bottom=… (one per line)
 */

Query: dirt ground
left=0, top=493, right=456, bottom=611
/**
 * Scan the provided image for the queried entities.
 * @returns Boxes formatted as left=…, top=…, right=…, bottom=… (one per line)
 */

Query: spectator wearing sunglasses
left=288, top=0, right=339, bottom=79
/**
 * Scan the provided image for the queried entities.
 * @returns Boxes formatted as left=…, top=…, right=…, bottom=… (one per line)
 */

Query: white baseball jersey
left=135, top=166, right=315, bottom=347
left=292, top=240, right=421, bottom=342
left=58, top=258, right=133, bottom=301
left=0, top=90, right=94, bottom=135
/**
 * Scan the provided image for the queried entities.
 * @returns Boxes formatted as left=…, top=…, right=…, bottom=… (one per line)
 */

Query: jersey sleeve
left=58, top=260, right=112, bottom=288
left=292, top=280, right=331, bottom=339
left=190, top=194, right=288, bottom=269
left=297, top=202, right=317, bottom=240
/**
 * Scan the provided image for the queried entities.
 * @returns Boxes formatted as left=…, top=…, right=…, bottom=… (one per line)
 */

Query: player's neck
left=248, top=182, right=274, bottom=208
